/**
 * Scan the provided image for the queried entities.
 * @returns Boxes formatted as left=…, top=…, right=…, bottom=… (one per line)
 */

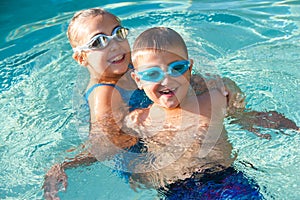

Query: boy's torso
left=123, top=90, right=234, bottom=188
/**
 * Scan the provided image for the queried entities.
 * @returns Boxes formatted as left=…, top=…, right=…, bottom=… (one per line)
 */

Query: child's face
left=132, top=51, right=192, bottom=109
left=75, top=14, right=131, bottom=78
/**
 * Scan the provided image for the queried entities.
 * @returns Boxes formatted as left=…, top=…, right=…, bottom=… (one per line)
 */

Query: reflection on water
left=0, top=0, right=299, bottom=199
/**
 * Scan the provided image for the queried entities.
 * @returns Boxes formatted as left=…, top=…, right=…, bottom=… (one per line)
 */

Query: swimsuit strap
left=128, top=63, right=134, bottom=69
left=84, top=83, right=133, bottom=104
left=84, top=83, right=116, bottom=101
left=85, top=64, right=134, bottom=102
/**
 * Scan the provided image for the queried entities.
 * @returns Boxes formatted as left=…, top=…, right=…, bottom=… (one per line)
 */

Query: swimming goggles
left=73, top=26, right=129, bottom=52
left=136, top=60, right=190, bottom=82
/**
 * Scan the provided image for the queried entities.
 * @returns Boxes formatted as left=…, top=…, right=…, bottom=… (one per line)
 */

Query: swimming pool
left=1, top=0, right=299, bottom=199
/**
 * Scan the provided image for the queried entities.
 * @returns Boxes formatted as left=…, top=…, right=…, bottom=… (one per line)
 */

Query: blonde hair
left=132, top=27, right=188, bottom=62
left=67, top=8, right=120, bottom=48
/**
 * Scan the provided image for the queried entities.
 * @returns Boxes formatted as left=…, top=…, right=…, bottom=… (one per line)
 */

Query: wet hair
left=132, top=27, right=188, bottom=62
left=67, top=8, right=120, bottom=47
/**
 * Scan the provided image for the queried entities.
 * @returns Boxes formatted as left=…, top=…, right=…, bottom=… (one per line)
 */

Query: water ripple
left=6, top=12, right=72, bottom=42
left=0, top=1, right=299, bottom=199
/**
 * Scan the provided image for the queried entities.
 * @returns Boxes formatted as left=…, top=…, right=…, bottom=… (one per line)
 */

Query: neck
left=151, top=103, right=181, bottom=115
left=151, top=93, right=198, bottom=115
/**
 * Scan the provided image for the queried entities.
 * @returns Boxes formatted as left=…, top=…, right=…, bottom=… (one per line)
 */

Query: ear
left=189, top=58, right=194, bottom=71
left=73, top=51, right=88, bottom=66
left=131, top=71, right=143, bottom=89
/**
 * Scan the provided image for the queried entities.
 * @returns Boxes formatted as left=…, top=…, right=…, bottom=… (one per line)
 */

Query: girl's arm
left=43, top=86, right=137, bottom=199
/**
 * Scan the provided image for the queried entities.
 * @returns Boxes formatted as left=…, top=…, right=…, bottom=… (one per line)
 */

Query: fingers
left=44, top=190, right=61, bottom=200
left=43, top=164, right=68, bottom=200
left=221, top=86, right=229, bottom=96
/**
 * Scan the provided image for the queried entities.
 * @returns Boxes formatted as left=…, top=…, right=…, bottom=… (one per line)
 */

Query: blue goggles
left=136, top=60, right=190, bottom=82
left=73, top=26, right=129, bottom=52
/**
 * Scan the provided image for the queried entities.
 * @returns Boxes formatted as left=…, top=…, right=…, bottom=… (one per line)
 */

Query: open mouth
left=109, top=54, right=125, bottom=64
left=159, top=88, right=176, bottom=95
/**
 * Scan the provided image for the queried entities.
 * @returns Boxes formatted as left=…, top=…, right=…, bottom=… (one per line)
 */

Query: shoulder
left=87, top=83, right=121, bottom=101
left=195, top=89, right=227, bottom=117
left=88, top=83, right=125, bottom=122
left=88, top=86, right=122, bottom=111
left=197, top=89, right=226, bottom=104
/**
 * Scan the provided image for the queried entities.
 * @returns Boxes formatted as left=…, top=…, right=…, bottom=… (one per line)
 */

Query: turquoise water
left=1, top=0, right=300, bottom=199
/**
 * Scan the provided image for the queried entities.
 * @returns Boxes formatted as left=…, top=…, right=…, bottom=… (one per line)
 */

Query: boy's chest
left=137, top=109, right=210, bottom=149
left=145, top=107, right=208, bottom=127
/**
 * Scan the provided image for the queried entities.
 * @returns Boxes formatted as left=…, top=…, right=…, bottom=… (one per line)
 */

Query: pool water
left=1, top=0, right=299, bottom=199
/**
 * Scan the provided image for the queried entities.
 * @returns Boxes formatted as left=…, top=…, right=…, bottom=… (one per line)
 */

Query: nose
left=160, top=73, right=171, bottom=86
left=109, top=38, right=120, bottom=51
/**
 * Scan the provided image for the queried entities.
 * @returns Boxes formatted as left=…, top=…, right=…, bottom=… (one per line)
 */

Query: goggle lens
left=115, top=27, right=129, bottom=40
left=74, top=26, right=129, bottom=52
left=137, top=60, right=190, bottom=82
left=140, top=68, right=164, bottom=82
left=89, top=36, right=108, bottom=49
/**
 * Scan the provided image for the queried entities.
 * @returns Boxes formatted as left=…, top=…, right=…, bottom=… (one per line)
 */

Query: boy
left=119, top=27, right=299, bottom=198
left=119, top=27, right=259, bottom=198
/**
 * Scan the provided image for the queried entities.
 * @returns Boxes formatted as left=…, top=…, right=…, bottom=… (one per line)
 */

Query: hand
left=215, top=77, right=246, bottom=117
left=43, top=164, right=68, bottom=200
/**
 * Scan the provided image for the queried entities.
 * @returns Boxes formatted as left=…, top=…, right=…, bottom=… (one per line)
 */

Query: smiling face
left=132, top=50, right=193, bottom=109
left=72, top=13, right=131, bottom=80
